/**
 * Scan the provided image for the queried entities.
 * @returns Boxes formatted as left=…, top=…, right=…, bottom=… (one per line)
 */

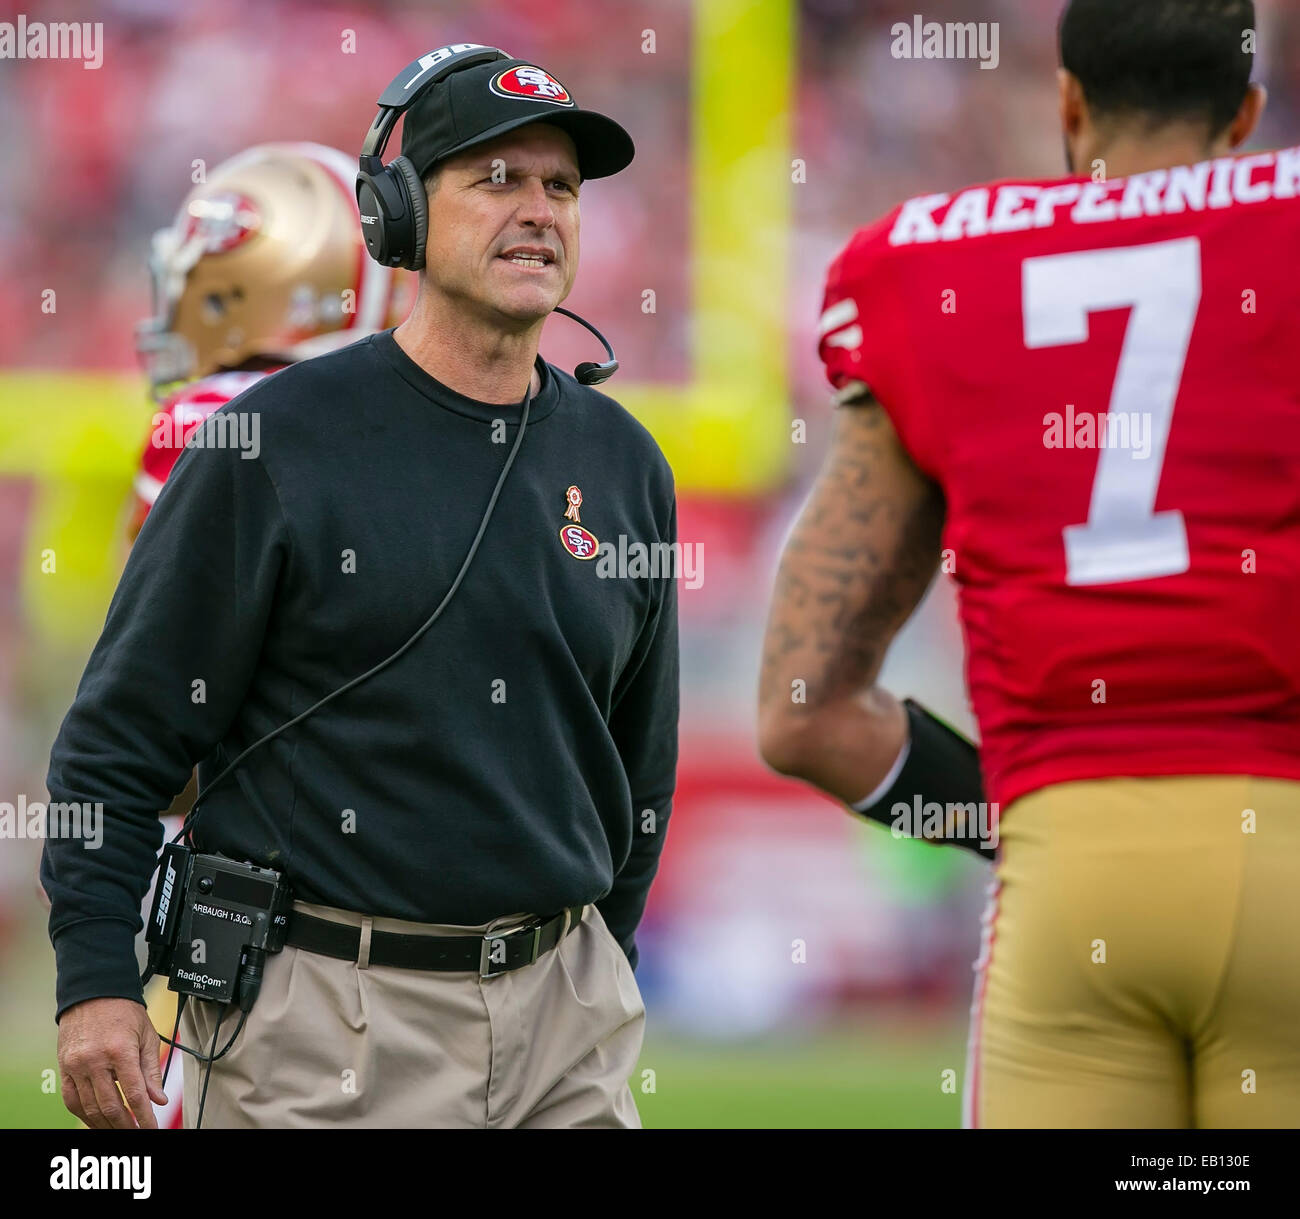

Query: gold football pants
left=966, top=775, right=1300, bottom=1128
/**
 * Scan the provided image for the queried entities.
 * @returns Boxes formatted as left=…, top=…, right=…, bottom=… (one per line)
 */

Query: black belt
left=285, top=905, right=586, bottom=977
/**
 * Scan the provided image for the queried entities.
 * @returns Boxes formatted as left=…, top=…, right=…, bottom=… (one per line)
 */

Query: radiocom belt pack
left=145, top=842, right=292, bottom=1005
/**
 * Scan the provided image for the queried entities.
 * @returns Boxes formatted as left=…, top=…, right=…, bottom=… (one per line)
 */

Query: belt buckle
left=480, top=917, right=542, bottom=978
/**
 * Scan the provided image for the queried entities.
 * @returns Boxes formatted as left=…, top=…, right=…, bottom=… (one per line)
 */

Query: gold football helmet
left=136, top=142, right=413, bottom=398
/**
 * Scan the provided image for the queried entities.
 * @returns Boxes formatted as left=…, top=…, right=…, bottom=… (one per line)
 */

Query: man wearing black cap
left=42, top=49, right=678, bottom=1129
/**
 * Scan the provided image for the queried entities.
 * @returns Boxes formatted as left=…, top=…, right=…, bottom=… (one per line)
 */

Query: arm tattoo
left=760, top=402, right=944, bottom=711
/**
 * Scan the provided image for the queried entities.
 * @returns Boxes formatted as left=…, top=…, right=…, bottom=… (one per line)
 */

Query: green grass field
left=636, top=1026, right=965, bottom=1128
left=0, top=1029, right=966, bottom=1130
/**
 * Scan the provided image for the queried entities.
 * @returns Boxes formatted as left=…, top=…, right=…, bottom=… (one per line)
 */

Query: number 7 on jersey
left=1023, top=237, right=1201, bottom=586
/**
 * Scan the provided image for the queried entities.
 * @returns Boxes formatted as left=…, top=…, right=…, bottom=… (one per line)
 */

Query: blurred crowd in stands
left=4, top=0, right=1296, bottom=404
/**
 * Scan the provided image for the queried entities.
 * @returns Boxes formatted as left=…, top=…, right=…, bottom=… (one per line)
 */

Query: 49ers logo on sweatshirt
left=560, top=524, right=599, bottom=559
left=490, top=66, right=574, bottom=106
left=558, top=485, right=598, bottom=558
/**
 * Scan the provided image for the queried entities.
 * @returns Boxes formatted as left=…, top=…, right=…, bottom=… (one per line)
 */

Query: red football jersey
left=129, top=369, right=276, bottom=534
left=819, top=144, right=1300, bottom=808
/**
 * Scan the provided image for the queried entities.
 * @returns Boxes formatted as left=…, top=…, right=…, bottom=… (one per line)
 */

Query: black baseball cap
left=402, top=58, right=635, bottom=182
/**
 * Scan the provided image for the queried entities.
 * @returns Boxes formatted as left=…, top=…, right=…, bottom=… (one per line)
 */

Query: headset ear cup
left=391, top=157, right=429, bottom=272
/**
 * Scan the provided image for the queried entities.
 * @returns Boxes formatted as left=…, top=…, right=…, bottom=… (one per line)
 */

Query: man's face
left=422, top=124, right=581, bottom=326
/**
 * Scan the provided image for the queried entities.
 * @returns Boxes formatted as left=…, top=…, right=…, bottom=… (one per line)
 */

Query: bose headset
left=356, top=42, right=619, bottom=383
left=148, top=45, right=624, bottom=1121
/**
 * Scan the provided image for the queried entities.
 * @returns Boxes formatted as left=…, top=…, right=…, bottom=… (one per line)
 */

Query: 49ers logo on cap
left=491, top=65, right=574, bottom=106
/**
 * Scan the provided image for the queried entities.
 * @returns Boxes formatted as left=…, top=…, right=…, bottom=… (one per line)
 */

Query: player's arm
left=758, top=391, right=939, bottom=794
left=757, top=391, right=986, bottom=853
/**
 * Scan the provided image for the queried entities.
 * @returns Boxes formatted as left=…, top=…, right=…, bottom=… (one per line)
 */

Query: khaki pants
left=967, top=776, right=1300, bottom=1128
left=180, top=901, right=645, bottom=1128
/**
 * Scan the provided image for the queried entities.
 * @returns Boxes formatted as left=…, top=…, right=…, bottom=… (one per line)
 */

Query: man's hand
left=57, top=997, right=167, bottom=1129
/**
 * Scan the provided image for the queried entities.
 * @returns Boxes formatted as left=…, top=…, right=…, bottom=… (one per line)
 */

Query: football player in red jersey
left=760, top=0, right=1300, bottom=1127
left=129, top=142, right=410, bottom=1127
left=131, top=141, right=413, bottom=540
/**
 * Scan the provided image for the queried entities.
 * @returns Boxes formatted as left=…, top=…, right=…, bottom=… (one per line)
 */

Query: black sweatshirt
left=42, top=330, right=679, bottom=1020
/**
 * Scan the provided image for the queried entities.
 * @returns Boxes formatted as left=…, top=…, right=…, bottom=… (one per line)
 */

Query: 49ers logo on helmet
left=490, top=66, right=574, bottom=106
left=178, top=192, right=261, bottom=255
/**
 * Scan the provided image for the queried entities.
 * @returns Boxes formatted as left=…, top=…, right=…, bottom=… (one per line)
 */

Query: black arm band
left=853, top=700, right=995, bottom=859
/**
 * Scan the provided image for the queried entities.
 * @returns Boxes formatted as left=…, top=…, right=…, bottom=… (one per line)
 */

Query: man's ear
left=1227, top=82, right=1268, bottom=150
left=1057, top=69, right=1089, bottom=175
left=1058, top=69, right=1086, bottom=141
